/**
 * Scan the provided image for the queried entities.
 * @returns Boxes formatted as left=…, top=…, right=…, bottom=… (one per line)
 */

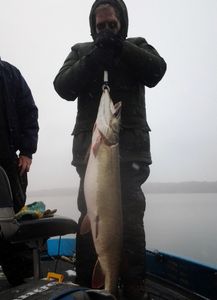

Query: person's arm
left=121, top=37, right=167, bottom=87
left=54, top=45, right=93, bottom=101
left=15, top=69, right=39, bottom=160
left=54, top=42, right=115, bottom=101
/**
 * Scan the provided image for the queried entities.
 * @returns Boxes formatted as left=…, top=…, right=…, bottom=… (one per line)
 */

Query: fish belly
left=84, top=142, right=122, bottom=294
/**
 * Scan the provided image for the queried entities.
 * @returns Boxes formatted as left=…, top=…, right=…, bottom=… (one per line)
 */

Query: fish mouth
left=112, top=101, right=122, bottom=119
left=96, top=101, right=122, bottom=146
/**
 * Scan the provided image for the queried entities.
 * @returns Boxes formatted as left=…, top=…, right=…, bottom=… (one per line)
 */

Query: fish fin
left=80, top=215, right=91, bottom=235
left=92, top=259, right=105, bottom=289
left=92, top=132, right=102, bottom=156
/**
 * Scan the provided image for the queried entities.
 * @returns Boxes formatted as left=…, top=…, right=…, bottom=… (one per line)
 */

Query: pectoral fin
left=92, top=134, right=102, bottom=156
left=92, top=259, right=105, bottom=289
left=80, top=214, right=91, bottom=235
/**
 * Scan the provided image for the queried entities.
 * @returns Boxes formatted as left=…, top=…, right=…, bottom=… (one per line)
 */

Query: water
left=144, top=193, right=217, bottom=268
left=27, top=192, right=217, bottom=268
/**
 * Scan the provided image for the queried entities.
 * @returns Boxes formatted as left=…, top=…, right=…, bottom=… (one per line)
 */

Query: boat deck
left=145, top=275, right=208, bottom=300
left=0, top=264, right=209, bottom=300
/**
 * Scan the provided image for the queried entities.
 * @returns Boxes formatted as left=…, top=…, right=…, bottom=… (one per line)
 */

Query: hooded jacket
left=54, top=0, right=167, bottom=165
left=0, top=60, right=39, bottom=159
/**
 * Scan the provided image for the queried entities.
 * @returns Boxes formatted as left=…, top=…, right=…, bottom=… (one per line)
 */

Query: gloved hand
left=85, top=46, right=115, bottom=71
left=42, top=209, right=57, bottom=218
left=94, top=29, right=123, bottom=55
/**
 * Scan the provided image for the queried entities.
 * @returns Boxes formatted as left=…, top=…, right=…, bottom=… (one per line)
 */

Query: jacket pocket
left=119, top=127, right=151, bottom=157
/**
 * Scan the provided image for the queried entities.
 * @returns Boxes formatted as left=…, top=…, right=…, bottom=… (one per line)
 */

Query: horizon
left=28, top=180, right=217, bottom=195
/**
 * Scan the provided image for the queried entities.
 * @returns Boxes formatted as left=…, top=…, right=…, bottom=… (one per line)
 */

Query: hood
left=89, top=0, right=128, bottom=40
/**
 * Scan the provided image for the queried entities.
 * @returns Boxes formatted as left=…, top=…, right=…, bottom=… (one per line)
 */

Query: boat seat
left=0, top=166, right=78, bottom=280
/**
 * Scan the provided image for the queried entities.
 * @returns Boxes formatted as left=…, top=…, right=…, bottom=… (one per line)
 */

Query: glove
left=42, top=209, right=57, bottom=218
left=85, top=46, right=115, bottom=71
left=94, top=29, right=123, bottom=56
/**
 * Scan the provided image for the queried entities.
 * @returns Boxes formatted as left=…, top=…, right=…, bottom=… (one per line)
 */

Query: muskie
left=82, top=85, right=122, bottom=296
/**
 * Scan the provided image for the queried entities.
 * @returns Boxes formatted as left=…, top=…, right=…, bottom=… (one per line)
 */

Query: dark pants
left=0, top=157, right=31, bottom=286
left=0, top=157, right=27, bottom=213
left=75, top=161, right=150, bottom=287
left=0, top=239, right=33, bottom=286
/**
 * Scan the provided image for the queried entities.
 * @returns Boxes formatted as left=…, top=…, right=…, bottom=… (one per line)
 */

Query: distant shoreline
left=144, top=182, right=217, bottom=194
left=28, top=182, right=217, bottom=196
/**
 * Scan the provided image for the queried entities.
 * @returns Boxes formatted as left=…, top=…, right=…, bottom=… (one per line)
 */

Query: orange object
left=47, top=272, right=64, bottom=283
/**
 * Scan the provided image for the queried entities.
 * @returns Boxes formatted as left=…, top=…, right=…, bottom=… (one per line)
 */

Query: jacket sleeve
left=54, top=44, right=96, bottom=101
left=121, top=37, right=167, bottom=87
left=15, top=68, right=39, bottom=158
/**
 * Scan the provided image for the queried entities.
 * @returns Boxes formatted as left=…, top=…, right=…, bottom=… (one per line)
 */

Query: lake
left=27, top=192, right=217, bottom=268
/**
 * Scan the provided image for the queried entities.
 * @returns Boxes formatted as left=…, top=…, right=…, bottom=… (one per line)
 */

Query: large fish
left=81, top=84, right=122, bottom=296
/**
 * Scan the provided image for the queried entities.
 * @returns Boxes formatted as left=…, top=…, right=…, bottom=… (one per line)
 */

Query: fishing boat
left=0, top=166, right=216, bottom=299
left=0, top=236, right=216, bottom=299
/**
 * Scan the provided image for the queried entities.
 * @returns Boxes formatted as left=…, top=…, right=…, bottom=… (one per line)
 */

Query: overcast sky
left=1, top=0, right=217, bottom=191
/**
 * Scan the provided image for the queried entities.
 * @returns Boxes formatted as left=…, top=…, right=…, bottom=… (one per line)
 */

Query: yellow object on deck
left=47, top=272, right=64, bottom=283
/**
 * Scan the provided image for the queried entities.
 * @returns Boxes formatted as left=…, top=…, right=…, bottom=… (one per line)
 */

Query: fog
left=1, top=0, right=217, bottom=191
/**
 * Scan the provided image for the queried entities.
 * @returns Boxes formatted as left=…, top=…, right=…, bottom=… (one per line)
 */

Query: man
left=54, top=0, right=166, bottom=299
left=0, top=58, right=39, bottom=285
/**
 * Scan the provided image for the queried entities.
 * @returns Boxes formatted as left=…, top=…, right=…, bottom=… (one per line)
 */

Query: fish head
left=96, top=89, right=121, bottom=145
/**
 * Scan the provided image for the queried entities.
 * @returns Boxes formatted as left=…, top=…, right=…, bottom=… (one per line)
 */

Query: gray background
left=1, top=0, right=216, bottom=190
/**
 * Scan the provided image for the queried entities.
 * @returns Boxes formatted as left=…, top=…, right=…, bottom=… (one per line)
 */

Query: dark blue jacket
left=0, top=59, right=39, bottom=158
